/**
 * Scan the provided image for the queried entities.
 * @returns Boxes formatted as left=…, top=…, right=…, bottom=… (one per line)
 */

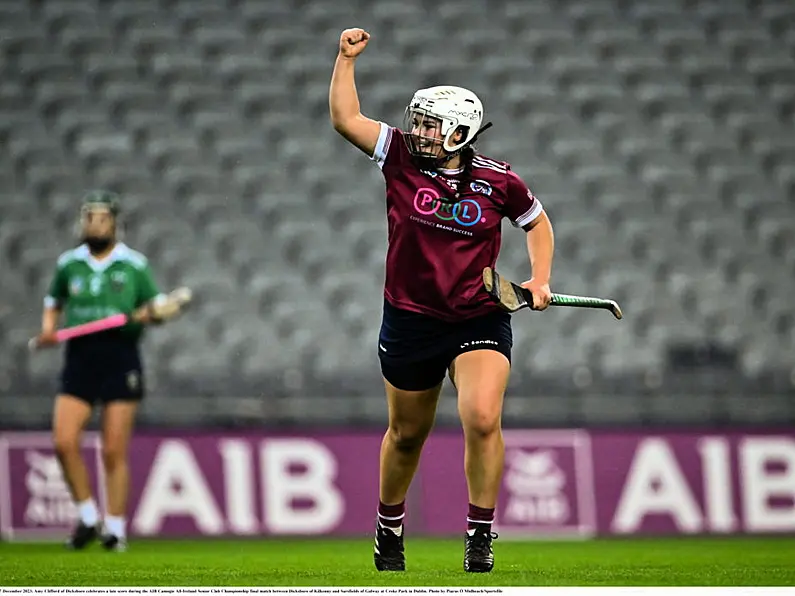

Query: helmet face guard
left=403, top=108, right=458, bottom=168
left=76, top=190, right=122, bottom=247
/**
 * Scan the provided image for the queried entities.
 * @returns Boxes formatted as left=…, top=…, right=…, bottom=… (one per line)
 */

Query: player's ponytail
left=452, top=121, right=491, bottom=202
left=454, top=145, right=476, bottom=202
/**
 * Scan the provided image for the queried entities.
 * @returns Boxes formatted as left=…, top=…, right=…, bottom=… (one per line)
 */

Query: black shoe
left=100, top=533, right=127, bottom=552
left=464, top=526, right=497, bottom=573
left=65, top=521, right=99, bottom=550
left=373, top=522, right=405, bottom=571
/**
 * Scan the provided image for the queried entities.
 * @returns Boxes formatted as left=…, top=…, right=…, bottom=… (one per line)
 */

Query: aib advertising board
left=1, top=428, right=793, bottom=540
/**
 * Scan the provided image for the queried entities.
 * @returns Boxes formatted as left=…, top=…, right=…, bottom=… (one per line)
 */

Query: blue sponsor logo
left=470, top=180, right=493, bottom=196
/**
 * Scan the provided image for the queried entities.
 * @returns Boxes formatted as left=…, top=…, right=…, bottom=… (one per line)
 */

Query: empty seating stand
left=1, top=0, right=793, bottom=427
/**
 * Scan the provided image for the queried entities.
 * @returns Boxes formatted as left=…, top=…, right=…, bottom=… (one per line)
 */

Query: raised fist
left=339, top=28, right=370, bottom=59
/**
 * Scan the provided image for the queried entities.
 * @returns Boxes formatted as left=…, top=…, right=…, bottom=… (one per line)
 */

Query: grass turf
left=1, top=537, right=794, bottom=586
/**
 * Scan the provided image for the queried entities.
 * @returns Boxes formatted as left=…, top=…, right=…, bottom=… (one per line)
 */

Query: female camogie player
left=34, top=191, right=187, bottom=552
left=329, top=29, right=555, bottom=573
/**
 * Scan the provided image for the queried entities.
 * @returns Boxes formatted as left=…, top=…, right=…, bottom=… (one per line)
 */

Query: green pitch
left=1, top=537, right=794, bottom=586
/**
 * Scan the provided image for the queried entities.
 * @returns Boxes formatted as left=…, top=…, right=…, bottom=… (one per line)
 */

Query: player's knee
left=388, top=423, right=430, bottom=454
left=52, top=433, right=81, bottom=460
left=101, top=443, right=127, bottom=471
left=461, top=402, right=501, bottom=439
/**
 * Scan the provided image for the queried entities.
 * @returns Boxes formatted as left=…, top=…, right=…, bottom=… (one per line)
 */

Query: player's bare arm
left=37, top=305, right=61, bottom=347
left=521, top=210, right=554, bottom=310
left=329, top=28, right=382, bottom=156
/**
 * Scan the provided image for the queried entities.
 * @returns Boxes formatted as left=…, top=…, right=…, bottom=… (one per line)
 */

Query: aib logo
left=412, top=188, right=485, bottom=227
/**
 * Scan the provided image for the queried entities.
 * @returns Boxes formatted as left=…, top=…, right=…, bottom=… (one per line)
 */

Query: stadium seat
left=0, top=0, right=792, bottom=428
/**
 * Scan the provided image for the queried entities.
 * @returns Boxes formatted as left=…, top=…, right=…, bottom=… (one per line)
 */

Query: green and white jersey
left=45, top=243, right=162, bottom=341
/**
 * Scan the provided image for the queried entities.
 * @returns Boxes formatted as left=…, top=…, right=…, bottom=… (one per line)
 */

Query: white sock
left=104, top=515, right=126, bottom=539
left=77, top=499, right=99, bottom=526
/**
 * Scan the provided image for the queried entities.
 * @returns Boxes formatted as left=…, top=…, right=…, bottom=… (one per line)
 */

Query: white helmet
left=403, top=85, right=487, bottom=160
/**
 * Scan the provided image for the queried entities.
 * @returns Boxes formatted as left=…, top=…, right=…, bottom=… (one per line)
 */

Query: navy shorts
left=60, top=335, right=144, bottom=406
left=378, top=299, right=513, bottom=391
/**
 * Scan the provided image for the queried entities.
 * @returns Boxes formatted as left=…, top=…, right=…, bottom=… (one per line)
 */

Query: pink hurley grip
left=55, top=313, right=129, bottom=342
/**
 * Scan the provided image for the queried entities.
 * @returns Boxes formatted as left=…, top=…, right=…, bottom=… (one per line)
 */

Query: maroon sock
left=378, top=500, right=405, bottom=529
left=467, top=503, right=495, bottom=532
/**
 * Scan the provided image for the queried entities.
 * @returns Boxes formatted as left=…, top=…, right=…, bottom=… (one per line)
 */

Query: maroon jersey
left=370, top=123, right=544, bottom=322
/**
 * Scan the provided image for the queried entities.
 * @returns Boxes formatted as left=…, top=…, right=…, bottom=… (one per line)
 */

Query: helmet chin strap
left=470, top=121, right=494, bottom=144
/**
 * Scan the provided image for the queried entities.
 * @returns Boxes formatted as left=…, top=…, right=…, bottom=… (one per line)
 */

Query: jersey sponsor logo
left=72, top=306, right=121, bottom=320
left=470, top=180, right=493, bottom=196
left=89, top=275, right=103, bottom=296
left=460, top=339, right=499, bottom=349
left=413, top=187, right=485, bottom=228
left=110, top=271, right=127, bottom=293
left=69, top=277, right=84, bottom=296
left=436, top=177, right=460, bottom=195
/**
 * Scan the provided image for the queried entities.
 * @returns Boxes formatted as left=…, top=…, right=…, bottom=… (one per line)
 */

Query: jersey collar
left=74, top=242, right=129, bottom=272
left=439, top=166, right=464, bottom=175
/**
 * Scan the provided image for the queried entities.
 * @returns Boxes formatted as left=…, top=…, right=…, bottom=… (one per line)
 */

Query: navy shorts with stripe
left=378, top=299, right=512, bottom=392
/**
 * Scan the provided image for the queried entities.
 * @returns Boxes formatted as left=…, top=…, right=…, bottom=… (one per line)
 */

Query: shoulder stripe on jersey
left=112, top=242, right=149, bottom=269
left=114, top=243, right=149, bottom=269
left=56, top=249, right=76, bottom=268
left=472, top=161, right=507, bottom=174
left=473, top=155, right=507, bottom=170
left=472, top=157, right=507, bottom=174
left=57, top=244, right=92, bottom=266
left=123, top=249, right=149, bottom=270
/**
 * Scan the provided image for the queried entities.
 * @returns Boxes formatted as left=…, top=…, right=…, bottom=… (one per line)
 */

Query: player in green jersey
left=35, top=190, right=188, bottom=552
